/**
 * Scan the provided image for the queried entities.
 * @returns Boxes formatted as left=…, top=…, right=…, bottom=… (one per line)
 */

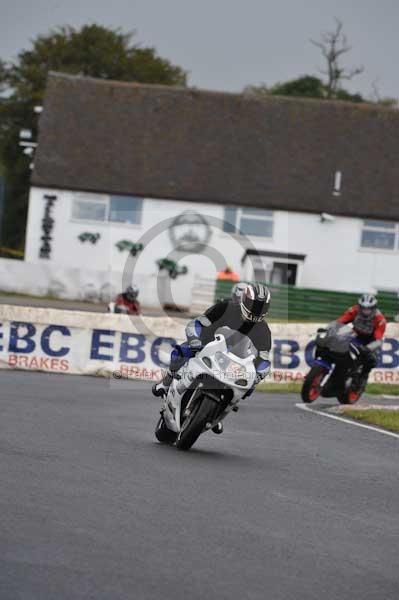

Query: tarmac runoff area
left=1, top=370, right=399, bottom=600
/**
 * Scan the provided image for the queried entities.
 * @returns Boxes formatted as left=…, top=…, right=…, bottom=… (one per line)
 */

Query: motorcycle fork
left=317, top=363, right=335, bottom=395
left=321, top=365, right=334, bottom=386
left=183, top=385, right=203, bottom=418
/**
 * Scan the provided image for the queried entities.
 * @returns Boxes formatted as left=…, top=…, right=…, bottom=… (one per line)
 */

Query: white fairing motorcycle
left=155, top=327, right=258, bottom=451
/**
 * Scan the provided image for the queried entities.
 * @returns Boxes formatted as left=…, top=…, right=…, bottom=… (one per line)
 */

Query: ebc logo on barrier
left=377, top=339, right=399, bottom=369
left=6, top=322, right=71, bottom=356
left=3, top=321, right=71, bottom=371
left=272, top=338, right=399, bottom=370
left=90, top=329, right=176, bottom=368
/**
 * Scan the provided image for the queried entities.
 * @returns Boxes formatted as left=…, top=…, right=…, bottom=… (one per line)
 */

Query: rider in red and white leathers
left=336, top=294, right=386, bottom=389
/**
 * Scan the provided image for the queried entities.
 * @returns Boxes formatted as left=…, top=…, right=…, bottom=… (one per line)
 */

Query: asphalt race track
left=1, top=372, right=398, bottom=600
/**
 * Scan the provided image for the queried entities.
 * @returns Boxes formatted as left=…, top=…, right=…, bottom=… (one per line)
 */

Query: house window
left=361, top=220, right=398, bottom=251
left=109, top=196, right=142, bottom=225
left=72, top=193, right=143, bottom=225
left=223, top=207, right=274, bottom=238
left=72, top=197, right=108, bottom=222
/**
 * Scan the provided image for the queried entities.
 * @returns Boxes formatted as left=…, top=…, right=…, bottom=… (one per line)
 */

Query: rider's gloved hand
left=255, top=372, right=264, bottom=385
left=359, top=345, right=372, bottom=358
left=255, top=357, right=271, bottom=384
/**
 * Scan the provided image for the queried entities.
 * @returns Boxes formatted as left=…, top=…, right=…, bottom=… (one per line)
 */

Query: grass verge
left=365, top=383, right=399, bottom=396
left=257, top=382, right=399, bottom=396
left=257, top=382, right=302, bottom=394
left=344, top=409, right=399, bottom=433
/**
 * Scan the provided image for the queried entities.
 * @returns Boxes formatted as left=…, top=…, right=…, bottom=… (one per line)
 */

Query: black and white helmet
left=240, top=283, right=271, bottom=322
left=125, top=285, right=139, bottom=300
left=358, top=293, right=377, bottom=316
left=231, top=282, right=247, bottom=305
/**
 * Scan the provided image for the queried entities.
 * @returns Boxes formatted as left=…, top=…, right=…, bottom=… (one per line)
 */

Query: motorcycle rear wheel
left=338, top=390, right=360, bottom=405
left=338, top=375, right=365, bottom=405
left=338, top=386, right=363, bottom=405
left=301, top=365, right=327, bottom=403
left=176, top=395, right=216, bottom=451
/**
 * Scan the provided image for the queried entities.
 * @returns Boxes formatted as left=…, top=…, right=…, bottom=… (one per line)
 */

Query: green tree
left=244, top=20, right=370, bottom=105
left=270, top=75, right=325, bottom=99
left=0, top=60, right=7, bottom=94
left=244, top=75, right=329, bottom=100
left=374, top=97, right=399, bottom=109
left=244, top=74, right=365, bottom=103
left=0, top=24, right=187, bottom=251
left=370, top=82, right=399, bottom=109
left=335, top=89, right=364, bottom=103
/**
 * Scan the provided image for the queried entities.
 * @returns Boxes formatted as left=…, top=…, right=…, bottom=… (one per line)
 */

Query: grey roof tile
left=32, top=72, right=399, bottom=221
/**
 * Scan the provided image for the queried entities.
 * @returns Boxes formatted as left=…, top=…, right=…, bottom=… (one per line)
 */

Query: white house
left=21, top=73, right=399, bottom=310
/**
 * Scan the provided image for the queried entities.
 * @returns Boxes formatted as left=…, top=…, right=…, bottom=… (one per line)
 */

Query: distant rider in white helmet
left=231, top=281, right=248, bottom=305
left=336, top=293, right=386, bottom=391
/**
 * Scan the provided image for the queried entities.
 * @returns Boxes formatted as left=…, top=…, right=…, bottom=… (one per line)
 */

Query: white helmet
left=125, top=285, right=139, bottom=300
left=358, top=293, right=377, bottom=316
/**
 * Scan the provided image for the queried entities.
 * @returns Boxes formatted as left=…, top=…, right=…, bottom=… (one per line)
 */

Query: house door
left=271, top=262, right=297, bottom=285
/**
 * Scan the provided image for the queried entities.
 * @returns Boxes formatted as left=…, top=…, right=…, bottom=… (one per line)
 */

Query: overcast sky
left=0, top=0, right=398, bottom=100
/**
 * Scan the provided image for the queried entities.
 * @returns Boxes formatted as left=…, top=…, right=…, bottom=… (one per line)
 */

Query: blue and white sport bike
left=155, top=327, right=259, bottom=450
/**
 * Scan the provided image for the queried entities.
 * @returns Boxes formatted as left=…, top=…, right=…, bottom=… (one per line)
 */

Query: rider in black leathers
left=153, top=282, right=272, bottom=399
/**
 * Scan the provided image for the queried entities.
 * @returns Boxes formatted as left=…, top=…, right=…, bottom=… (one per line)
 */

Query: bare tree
left=310, top=18, right=364, bottom=99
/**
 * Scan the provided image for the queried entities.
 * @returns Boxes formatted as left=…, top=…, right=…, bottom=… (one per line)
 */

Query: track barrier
left=0, top=305, right=398, bottom=383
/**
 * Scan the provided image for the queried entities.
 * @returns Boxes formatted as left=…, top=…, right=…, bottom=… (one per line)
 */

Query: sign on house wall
left=169, top=210, right=212, bottom=252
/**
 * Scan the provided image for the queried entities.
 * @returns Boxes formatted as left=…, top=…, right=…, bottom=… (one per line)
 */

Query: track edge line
left=295, top=402, right=399, bottom=440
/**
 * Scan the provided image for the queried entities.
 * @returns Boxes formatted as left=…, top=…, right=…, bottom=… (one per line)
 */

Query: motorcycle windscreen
left=215, top=326, right=257, bottom=359
left=325, top=324, right=354, bottom=354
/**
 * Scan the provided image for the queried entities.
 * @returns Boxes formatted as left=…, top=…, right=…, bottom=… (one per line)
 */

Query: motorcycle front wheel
left=176, top=395, right=217, bottom=451
left=301, top=365, right=327, bottom=403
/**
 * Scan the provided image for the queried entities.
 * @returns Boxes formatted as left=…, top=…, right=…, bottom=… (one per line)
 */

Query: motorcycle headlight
left=215, top=351, right=230, bottom=370
left=215, top=352, right=245, bottom=379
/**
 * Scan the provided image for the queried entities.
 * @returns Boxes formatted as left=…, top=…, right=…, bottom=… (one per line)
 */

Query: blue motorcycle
left=301, top=323, right=365, bottom=405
